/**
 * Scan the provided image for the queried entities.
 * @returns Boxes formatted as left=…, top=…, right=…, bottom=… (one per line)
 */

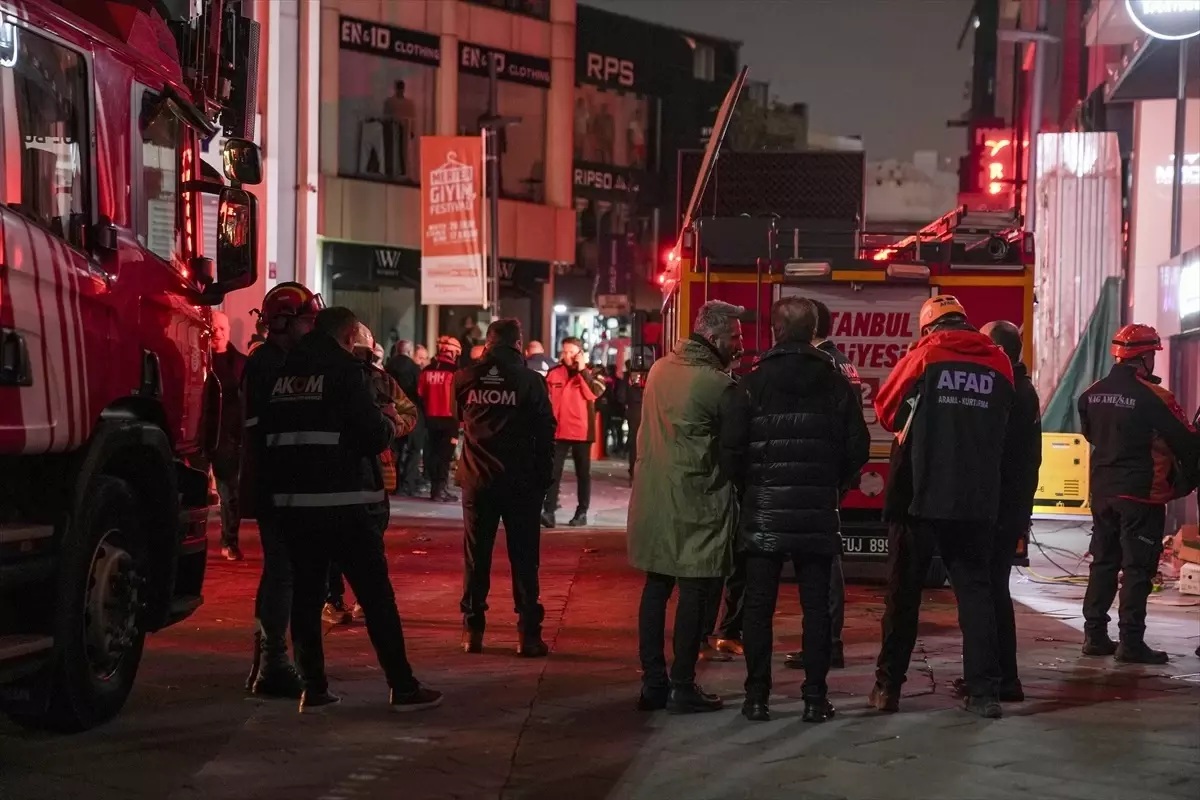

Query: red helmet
left=258, top=282, right=324, bottom=332
left=1111, top=323, right=1162, bottom=361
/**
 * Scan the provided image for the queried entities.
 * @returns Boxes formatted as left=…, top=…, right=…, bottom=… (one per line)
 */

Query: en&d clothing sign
left=420, top=137, right=486, bottom=306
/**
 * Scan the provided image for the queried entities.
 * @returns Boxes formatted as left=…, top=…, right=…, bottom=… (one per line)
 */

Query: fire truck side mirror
left=221, top=138, right=263, bottom=186
left=211, top=188, right=258, bottom=295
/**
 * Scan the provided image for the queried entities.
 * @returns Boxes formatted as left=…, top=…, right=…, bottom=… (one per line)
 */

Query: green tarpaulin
left=1042, top=277, right=1122, bottom=434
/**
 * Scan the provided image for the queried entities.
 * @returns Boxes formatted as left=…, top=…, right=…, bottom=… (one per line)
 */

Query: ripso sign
left=1125, top=1, right=1200, bottom=40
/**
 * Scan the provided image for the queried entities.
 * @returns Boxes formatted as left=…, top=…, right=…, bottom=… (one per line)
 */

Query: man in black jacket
left=726, top=297, right=870, bottom=723
left=263, top=307, right=442, bottom=714
left=785, top=298, right=861, bottom=672
left=958, top=320, right=1041, bottom=702
left=455, top=319, right=557, bottom=657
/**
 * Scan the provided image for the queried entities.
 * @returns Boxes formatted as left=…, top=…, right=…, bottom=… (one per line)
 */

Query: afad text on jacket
left=260, top=331, right=397, bottom=528
left=455, top=346, right=557, bottom=491
left=875, top=328, right=1014, bottom=523
left=546, top=363, right=606, bottom=442
left=728, top=341, right=871, bottom=558
left=1078, top=363, right=1200, bottom=504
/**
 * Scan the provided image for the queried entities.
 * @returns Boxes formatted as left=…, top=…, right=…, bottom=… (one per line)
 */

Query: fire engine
left=0, top=0, right=261, bottom=730
left=652, top=69, right=1034, bottom=582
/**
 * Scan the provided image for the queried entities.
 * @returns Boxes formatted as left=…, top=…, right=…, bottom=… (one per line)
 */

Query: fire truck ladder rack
left=882, top=206, right=1026, bottom=265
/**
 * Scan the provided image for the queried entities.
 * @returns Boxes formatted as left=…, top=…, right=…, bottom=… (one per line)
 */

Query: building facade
left=567, top=5, right=739, bottom=348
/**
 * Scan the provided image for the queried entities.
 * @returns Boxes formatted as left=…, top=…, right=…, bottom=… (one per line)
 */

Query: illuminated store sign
left=1155, top=153, right=1200, bottom=186
left=1125, top=1, right=1200, bottom=40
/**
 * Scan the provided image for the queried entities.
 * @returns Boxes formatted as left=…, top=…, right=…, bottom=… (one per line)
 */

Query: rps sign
left=1125, top=1, right=1200, bottom=40
left=585, top=53, right=635, bottom=88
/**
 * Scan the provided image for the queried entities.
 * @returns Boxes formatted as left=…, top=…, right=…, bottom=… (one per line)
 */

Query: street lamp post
left=480, top=56, right=520, bottom=317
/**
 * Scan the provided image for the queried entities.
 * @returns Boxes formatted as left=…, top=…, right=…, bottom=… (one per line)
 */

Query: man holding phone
left=543, top=337, right=607, bottom=528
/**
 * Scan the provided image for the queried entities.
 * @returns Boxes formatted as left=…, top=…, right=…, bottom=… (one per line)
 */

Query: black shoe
left=741, top=699, right=770, bottom=722
left=783, top=650, right=804, bottom=669
left=299, top=688, right=341, bottom=713
left=540, top=512, right=556, bottom=529
left=517, top=633, right=549, bottom=658
left=962, top=695, right=1003, bottom=719
left=462, top=628, right=483, bottom=654
left=869, top=683, right=899, bottom=713
left=666, top=683, right=723, bottom=714
left=568, top=511, right=588, bottom=527
left=699, top=641, right=733, bottom=662
left=221, top=544, right=243, bottom=562
left=389, top=684, right=444, bottom=712
left=253, top=664, right=304, bottom=699
left=636, top=688, right=668, bottom=712
left=1115, top=641, right=1169, bottom=665
left=1082, top=633, right=1118, bottom=656
left=802, top=697, right=836, bottom=723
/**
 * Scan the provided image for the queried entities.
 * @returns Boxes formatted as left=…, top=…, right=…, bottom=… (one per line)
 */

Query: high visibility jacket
left=546, top=363, right=606, bottom=442
left=419, top=357, right=458, bottom=420
left=260, top=332, right=396, bottom=522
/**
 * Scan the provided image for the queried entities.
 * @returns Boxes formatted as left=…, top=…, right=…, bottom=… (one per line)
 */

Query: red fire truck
left=656, top=70, right=1033, bottom=581
left=0, top=0, right=261, bottom=730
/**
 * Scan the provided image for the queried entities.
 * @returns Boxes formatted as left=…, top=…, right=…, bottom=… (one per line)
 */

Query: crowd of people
left=207, top=281, right=1199, bottom=719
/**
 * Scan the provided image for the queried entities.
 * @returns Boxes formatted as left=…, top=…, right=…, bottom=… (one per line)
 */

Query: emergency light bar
left=783, top=261, right=832, bottom=278
left=885, top=263, right=931, bottom=281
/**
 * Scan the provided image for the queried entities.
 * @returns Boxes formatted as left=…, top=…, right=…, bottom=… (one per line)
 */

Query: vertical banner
left=420, top=136, right=486, bottom=306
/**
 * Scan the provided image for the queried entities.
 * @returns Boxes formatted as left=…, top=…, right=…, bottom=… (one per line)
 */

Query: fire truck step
left=0, top=634, right=53, bottom=663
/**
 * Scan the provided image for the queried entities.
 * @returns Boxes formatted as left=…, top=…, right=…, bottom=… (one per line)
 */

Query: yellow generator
left=1034, top=433, right=1091, bottom=517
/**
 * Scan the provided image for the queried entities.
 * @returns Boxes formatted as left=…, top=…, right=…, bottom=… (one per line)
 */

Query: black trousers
left=626, top=413, right=641, bottom=479
left=638, top=572, right=722, bottom=689
left=829, top=554, right=846, bottom=645
left=990, top=524, right=1022, bottom=686
left=285, top=512, right=417, bottom=693
left=744, top=553, right=834, bottom=701
left=213, top=454, right=240, bottom=548
left=1083, top=499, right=1165, bottom=644
left=399, top=412, right=426, bottom=494
left=425, top=419, right=457, bottom=494
left=875, top=518, right=1000, bottom=698
left=703, top=551, right=746, bottom=640
left=254, top=513, right=294, bottom=665
left=545, top=440, right=591, bottom=514
left=461, top=485, right=545, bottom=633
left=327, top=563, right=345, bottom=605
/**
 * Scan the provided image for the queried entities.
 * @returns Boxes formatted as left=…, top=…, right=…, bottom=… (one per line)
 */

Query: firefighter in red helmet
left=239, top=282, right=324, bottom=698
left=1078, top=324, right=1200, bottom=664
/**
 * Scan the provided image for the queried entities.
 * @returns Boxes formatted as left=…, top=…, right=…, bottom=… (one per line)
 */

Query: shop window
left=0, top=24, right=90, bottom=249
left=693, top=44, right=715, bottom=82
left=138, top=90, right=184, bottom=265
left=338, top=50, right=436, bottom=184
left=458, top=76, right=547, bottom=201
left=575, top=84, right=652, bottom=170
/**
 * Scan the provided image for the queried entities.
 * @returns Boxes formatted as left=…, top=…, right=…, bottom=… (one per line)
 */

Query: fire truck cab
left=0, top=0, right=260, bottom=731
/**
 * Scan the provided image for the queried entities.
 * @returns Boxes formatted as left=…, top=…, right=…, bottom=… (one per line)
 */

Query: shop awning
left=1106, top=37, right=1200, bottom=102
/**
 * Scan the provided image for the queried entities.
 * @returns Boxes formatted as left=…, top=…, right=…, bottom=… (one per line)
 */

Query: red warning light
left=873, top=247, right=895, bottom=262
left=656, top=272, right=667, bottom=286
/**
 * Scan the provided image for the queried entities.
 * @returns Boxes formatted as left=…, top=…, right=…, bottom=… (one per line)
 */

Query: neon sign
left=1125, top=1, right=1200, bottom=40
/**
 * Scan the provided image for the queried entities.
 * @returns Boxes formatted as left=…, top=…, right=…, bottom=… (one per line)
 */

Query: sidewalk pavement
left=2, top=486, right=1198, bottom=800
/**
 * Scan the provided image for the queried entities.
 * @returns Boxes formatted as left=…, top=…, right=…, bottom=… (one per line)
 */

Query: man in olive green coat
left=628, top=300, right=744, bottom=714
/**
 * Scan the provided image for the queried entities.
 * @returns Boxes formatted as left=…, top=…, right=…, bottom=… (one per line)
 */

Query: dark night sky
left=583, top=0, right=977, bottom=160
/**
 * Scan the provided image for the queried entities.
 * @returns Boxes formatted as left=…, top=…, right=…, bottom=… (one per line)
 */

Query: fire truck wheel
left=17, top=476, right=148, bottom=732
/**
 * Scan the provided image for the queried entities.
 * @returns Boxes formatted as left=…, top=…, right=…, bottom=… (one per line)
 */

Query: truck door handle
left=0, top=329, right=33, bottom=386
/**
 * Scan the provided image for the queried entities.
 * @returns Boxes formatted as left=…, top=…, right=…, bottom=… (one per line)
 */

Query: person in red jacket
left=419, top=336, right=462, bottom=502
left=542, top=337, right=606, bottom=528
left=1078, top=324, right=1200, bottom=664
left=870, top=295, right=1015, bottom=719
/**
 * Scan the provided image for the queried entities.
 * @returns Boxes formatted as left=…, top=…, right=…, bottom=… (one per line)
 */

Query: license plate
left=843, top=535, right=888, bottom=556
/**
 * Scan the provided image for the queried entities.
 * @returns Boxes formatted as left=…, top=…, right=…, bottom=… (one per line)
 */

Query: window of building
left=463, top=0, right=549, bottom=20
left=0, top=23, right=90, bottom=250
left=459, top=76, right=547, bottom=201
left=338, top=50, right=436, bottom=184
left=693, top=44, right=715, bottom=82
left=138, top=91, right=183, bottom=264
left=575, top=84, right=653, bottom=170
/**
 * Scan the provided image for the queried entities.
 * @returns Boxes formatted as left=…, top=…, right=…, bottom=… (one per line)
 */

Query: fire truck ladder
left=888, top=206, right=1025, bottom=263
